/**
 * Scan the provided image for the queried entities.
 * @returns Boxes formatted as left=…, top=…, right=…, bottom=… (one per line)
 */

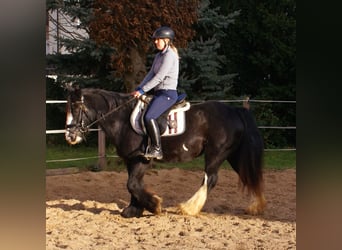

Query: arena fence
left=46, top=98, right=296, bottom=168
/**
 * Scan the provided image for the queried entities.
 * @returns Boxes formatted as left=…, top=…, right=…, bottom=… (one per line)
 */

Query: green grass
left=46, top=144, right=123, bottom=171
left=46, top=145, right=296, bottom=171
left=263, top=150, right=296, bottom=170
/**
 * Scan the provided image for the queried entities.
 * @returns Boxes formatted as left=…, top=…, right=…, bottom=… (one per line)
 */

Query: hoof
left=177, top=174, right=208, bottom=216
left=120, top=206, right=144, bottom=218
left=153, top=195, right=163, bottom=215
left=145, top=195, right=163, bottom=215
left=177, top=203, right=194, bottom=215
left=246, top=194, right=266, bottom=215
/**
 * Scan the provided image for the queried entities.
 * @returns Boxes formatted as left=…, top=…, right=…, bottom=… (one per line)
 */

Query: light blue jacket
left=137, top=46, right=179, bottom=93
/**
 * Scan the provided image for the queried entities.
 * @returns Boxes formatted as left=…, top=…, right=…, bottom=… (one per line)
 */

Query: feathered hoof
left=246, top=194, right=266, bottom=215
left=177, top=173, right=208, bottom=216
left=152, top=195, right=163, bottom=215
left=120, top=205, right=144, bottom=218
left=177, top=203, right=200, bottom=216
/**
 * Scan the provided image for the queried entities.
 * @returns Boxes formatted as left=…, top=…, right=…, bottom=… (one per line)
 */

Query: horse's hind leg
left=178, top=173, right=209, bottom=216
left=178, top=153, right=224, bottom=216
left=121, top=160, right=162, bottom=218
left=246, top=192, right=266, bottom=215
left=228, top=152, right=266, bottom=215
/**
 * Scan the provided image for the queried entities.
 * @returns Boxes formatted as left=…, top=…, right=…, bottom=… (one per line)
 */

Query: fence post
left=243, top=96, right=250, bottom=110
left=95, top=126, right=107, bottom=171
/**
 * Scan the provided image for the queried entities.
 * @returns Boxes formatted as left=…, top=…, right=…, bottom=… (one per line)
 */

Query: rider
left=131, top=26, right=179, bottom=160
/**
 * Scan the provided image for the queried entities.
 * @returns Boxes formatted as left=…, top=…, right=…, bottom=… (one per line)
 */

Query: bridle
left=66, top=94, right=136, bottom=137
left=66, top=96, right=91, bottom=141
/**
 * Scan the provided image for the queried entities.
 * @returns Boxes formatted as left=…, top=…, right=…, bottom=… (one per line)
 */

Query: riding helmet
left=152, top=26, right=175, bottom=41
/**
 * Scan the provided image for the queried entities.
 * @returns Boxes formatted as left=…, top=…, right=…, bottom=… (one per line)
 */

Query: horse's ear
left=73, top=84, right=81, bottom=97
left=64, top=83, right=81, bottom=93
left=64, top=82, right=75, bottom=92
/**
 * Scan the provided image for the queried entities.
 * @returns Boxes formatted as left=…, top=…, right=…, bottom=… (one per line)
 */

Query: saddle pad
left=130, top=99, right=190, bottom=136
left=161, top=102, right=190, bottom=136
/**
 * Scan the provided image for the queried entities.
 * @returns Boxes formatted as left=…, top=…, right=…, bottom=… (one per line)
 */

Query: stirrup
left=144, top=146, right=163, bottom=160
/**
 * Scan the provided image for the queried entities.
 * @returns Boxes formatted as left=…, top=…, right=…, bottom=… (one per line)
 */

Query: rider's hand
left=131, top=87, right=144, bottom=98
left=131, top=91, right=141, bottom=98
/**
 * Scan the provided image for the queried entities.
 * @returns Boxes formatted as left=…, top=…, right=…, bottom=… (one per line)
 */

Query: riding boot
left=144, top=119, right=163, bottom=160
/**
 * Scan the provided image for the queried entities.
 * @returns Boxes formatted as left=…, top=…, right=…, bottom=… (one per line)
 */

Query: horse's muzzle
left=65, top=127, right=84, bottom=145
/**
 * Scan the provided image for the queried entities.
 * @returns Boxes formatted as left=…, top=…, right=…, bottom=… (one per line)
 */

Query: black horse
left=65, top=85, right=266, bottom=218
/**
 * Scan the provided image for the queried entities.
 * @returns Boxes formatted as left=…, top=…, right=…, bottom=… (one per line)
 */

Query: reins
left=85, top=96, right=136, bottom=129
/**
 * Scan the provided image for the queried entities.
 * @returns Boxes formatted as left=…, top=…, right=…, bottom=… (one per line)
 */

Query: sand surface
left=46, top=168, right=296, bottom=249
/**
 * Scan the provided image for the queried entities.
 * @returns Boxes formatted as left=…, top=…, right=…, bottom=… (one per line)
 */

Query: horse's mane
left=82, top=88, right=134, bottom=110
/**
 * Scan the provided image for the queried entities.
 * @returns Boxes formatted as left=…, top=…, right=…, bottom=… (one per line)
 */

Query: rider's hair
left=169, top=43, right=179, bottom=59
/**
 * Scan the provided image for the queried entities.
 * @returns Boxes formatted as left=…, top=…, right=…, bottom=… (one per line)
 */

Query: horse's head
left=65, top=84, right=90, bottom=145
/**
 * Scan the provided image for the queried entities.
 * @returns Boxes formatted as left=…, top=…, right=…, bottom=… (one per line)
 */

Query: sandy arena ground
left=46, top=168, right=296, bottom=249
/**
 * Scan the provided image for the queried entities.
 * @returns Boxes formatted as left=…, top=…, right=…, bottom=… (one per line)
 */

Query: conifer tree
left=46, top=0, right=119, bottom=90
left=221, top=0, right=296, bottom=100
left=179, top=0, right=239, bottom=100
left=218, top=0, right=296, bottom=148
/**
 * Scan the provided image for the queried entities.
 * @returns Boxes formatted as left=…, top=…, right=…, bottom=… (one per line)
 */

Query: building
left=46, top=9, right=88, bottom=55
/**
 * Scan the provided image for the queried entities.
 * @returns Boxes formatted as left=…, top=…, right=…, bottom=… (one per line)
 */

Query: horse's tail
left=231, top=107, right=264, bottom=197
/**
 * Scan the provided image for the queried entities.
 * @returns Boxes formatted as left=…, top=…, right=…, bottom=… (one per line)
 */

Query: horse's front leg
left=121, top=159, right=162, bottom=218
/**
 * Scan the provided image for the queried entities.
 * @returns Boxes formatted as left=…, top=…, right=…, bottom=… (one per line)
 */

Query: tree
left=89, top=0, right=199, bottom=92
left=46, top=0, right=121, bottom=90
left=215, top=0, right=296, bottom=148
left=178, top=0, right=240, bottom=100
left=222, top=0, right=296, bottom=100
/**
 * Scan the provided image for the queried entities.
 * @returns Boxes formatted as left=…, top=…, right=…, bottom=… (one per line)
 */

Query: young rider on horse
left=131, top=26, right=180, bottom=160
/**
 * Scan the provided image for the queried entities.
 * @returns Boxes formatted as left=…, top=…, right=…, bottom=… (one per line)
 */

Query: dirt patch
left=46, top=168, right=296, bottom=249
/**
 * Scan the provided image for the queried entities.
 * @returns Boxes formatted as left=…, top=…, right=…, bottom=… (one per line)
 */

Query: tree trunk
left=124, top=48, right=147, bottom=92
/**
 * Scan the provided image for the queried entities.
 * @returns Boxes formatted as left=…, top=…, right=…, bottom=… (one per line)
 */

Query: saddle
left=130, top=93, right=191, bottom=136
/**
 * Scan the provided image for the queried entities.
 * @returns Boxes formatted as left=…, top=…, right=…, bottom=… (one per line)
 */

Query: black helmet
left=152, top=26, right=175, bottom=41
